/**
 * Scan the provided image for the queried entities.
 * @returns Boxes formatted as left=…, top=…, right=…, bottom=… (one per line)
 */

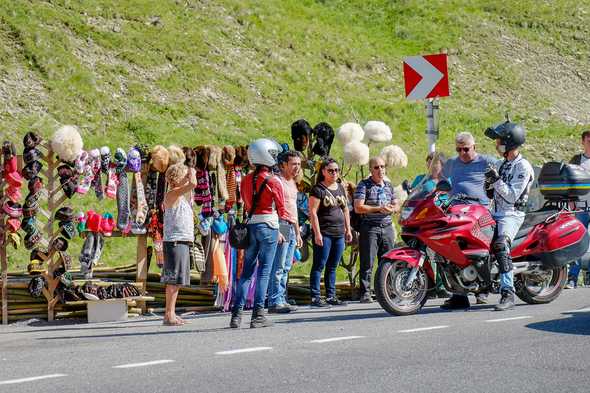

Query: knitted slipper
left=89, top=149, right=103, bottom=200
left=79, top=232, right=95, bottom=277
left=105, top=167, right=118, bottom=199
left=100, top=146, right=111, bottom=173
left=91, top=233, right=105, bottom=271
left=133, top=172, right=148, bottom=225
left=101, top=213, right=115, bottom=236
left=145, top=171, right=158, bottom=210
left=116, top=170, right=130, bottom=231
left=115, top=148, right=130, bottom=230
left=126, top=148, right=142, bottom=173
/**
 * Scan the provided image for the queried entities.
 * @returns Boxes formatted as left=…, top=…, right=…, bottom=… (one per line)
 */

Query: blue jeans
left=268, top=225, right=296, bottom=306
left=310, top=235, right=345, bottom=299
left=570, top=212, right=590, bottom=282
left=232, top=223, right=278, bottom=312
left=493, top=214, right=525, bottom=292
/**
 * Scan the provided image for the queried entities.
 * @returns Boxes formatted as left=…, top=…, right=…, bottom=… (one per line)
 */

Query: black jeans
left=358, top=222, right=395, bottom=296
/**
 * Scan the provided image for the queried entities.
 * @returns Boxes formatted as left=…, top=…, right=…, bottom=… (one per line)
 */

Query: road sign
left=403, top=54, right=449, bottom=100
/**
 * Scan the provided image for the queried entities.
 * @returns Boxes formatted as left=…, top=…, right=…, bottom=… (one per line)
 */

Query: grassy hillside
left=2, top=0, right=590, bottom=270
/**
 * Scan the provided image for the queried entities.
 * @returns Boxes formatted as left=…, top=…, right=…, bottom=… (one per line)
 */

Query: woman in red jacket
left=230, top=139, right=290, bottom=329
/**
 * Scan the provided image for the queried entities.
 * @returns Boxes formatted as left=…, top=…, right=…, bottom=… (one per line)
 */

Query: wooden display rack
left=0, top=146, right=151, bottom=324
left=37, top=149, right=151, bottom=321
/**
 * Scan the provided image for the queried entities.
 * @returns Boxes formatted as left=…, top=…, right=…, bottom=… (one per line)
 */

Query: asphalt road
left=1, top=289, right=590, bottom=393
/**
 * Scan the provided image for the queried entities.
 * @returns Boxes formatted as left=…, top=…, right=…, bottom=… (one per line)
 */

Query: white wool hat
left=51, top=125, right=84, bottom=162
left=380, top=145, right=408, bottom=168
left=364, top=121, right=392, bottom=143
left=337, top=122, right=365, bottom=145
left=343, top=141, right=370, bottom=166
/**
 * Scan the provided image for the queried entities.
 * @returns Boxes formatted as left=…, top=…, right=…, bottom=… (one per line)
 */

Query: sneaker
left=268, top=304, right=292, bottom=314
left=475, top=293, right=488, bottom=305
left=310, top=298, right=331, bottom=308
left=440, top=294, right=470, bottom=310
left=359, top=293, right=374, bottom=303
left=326, top=297, right=347, bottom=306
left=565, top=280, right=575, bottom=289
left=494, top=290, right=515, bottom=311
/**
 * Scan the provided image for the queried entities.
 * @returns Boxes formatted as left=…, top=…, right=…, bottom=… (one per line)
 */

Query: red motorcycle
left=375, top=165, right=590, bottom=316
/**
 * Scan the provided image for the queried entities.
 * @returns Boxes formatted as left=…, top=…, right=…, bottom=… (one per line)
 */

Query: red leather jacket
left=241, top=167, right=290, bottom=222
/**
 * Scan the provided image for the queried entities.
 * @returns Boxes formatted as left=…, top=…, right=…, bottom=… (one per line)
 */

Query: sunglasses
left=372, top=165, right=386, bottom=170
left=326, top=168, right=339, bottom=174
left=455, top=146, right=472, bottom=153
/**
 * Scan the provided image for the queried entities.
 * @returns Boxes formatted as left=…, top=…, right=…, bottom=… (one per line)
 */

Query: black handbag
left=229, top=176, right=270, bottom=249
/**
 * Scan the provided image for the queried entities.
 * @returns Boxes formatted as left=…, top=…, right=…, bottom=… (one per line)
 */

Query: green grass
left=2, top=0, right=589, bottom=270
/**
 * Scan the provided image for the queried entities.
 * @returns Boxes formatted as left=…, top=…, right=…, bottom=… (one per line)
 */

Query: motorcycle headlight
left=401, top=207, right=414, bottom=221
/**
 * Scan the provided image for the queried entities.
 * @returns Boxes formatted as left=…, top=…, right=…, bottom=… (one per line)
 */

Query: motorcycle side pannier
left=538, top=161, right=590, bottom=201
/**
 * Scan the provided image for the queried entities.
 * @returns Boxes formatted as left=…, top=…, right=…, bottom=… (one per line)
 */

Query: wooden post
left=45, top=150, right=57, bottom=322
left=135, top=234, right=148, bottom=313
left=1, top=245, right=7, bottom=325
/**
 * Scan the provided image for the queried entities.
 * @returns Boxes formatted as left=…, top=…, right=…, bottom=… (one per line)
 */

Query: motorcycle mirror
left=436, top=179, right=451, bottom=192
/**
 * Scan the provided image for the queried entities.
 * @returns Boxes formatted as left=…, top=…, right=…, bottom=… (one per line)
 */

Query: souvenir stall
left=1, top=118, right=408, bottom=324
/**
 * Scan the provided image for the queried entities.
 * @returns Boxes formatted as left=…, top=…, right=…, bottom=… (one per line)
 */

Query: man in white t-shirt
left=566, top=130, right=590, bottom=288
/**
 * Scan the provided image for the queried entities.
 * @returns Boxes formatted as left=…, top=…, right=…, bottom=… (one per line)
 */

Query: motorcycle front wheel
left=374, top=259, right=429, bottom=316
left=516, top=265, right=567, bottom=304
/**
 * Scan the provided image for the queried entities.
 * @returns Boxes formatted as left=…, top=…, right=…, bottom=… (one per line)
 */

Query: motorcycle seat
left=513, top=208, right=558, bottom=241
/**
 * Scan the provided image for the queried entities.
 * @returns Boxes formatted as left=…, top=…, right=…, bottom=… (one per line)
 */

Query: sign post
left=403, top=53, right=450, bottom=152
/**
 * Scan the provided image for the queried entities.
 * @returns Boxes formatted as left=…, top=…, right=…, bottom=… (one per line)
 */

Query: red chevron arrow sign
left=403, top=54, right=449, bottom=100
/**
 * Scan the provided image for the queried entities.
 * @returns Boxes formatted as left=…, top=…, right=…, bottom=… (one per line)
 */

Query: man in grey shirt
left=440, top=131, right=498, bottom=309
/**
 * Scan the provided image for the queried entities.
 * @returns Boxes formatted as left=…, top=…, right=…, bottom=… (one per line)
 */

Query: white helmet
left=247, top=138, right=281, bottom=167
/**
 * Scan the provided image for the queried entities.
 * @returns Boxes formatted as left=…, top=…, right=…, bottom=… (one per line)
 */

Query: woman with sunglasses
left=308, top=158, right=353, bottom=307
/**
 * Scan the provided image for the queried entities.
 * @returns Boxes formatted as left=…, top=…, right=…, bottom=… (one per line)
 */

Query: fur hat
left=233, top=145, right=249, bottom=167
left=167, top=144, right=185, bottom=166
left=195, top=145, right=211, bottom=170
left=312, top=122, right=335, bottom=157
left=51, top=125, right=84, bottom=163
left=343, top=141, right=370, bottom=166
left=364, top=121, right=392, bottom=143
left=380, top=145, right=408, bottom=168
left=208, top=145, right=222, bottom=170
left=222, top=145, right=236, bottom=166
left=183, top=147, right=196, bottom=168
left=291, top=119, right=313, bottom=152
left=337, top=122, right=365, bottom=145
left=150, top=145, right=169, bottom=173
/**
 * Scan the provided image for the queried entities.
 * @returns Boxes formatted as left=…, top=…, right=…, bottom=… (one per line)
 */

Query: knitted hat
left=23, top=131, right=43, bottom=149
left=23, top=148, right=42, bottom=164
left=126, top=148, right=142, bottom=172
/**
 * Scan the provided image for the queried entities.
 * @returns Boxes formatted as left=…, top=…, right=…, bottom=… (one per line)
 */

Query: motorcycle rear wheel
left=516, top=265, right=567, bottom=304
left=375, top=259, right=429, bottom=316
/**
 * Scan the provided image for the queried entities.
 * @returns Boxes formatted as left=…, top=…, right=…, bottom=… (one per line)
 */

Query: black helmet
left=484, top=120, right=526, bottom=152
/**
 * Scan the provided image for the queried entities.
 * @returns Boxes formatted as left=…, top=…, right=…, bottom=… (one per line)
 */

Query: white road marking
left=565, top=307, right=590, bottom=313
left=485, top=316, right=532, bottom=323
left=113, top=360, right=175, bottom=369
left=215, top=347, right=273, bottom=355
left=310, top=336, right=365, bottom=343
left=398, top=325, right=449, bottom=333
left=0, top=374, right=67, bottom=385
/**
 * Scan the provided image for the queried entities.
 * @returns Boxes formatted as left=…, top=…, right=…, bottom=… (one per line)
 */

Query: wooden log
left=8, top=308, right=49, bottom=315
